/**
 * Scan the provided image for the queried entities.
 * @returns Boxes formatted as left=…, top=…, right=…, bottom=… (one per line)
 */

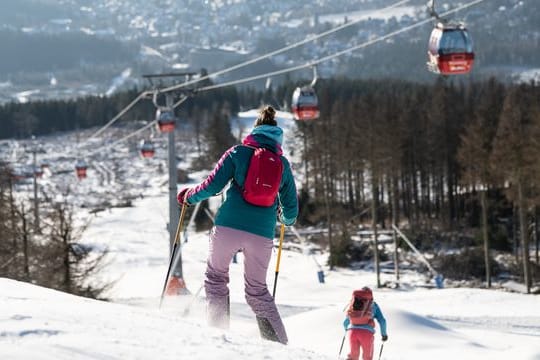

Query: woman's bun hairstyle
left=254, top=105, right=277, bottom=127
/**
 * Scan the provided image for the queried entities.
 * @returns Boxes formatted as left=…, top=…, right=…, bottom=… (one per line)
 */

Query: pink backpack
left=242, top=146, right=283, bottom=207
left=346, top=288, right=374, bottom=327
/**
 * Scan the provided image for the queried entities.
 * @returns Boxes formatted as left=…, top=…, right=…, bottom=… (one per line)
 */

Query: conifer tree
left=490, top=85, right=540, bottom=293
left=457, top=79, right=505, bottom=287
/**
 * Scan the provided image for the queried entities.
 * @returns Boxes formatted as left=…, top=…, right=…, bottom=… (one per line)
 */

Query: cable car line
left=159, top=0, right=411, bottom=94
left=87, top=91, right=151, bottom=142
left=81, top=96, right=189, bottom=159
left=90, top=0, right=490, bottom=153
left=83, top=119, right=158, bottom=158
left=45, top=0, right=491, bottom=167
left=76, top=0, right=410, bottom=146
left=194, top=0, right=488, bottom=93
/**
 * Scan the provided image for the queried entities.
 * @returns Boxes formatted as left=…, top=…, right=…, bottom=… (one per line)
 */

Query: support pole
left=30, top=142, right=40, bottom=233
left=166, top=93, right=182, bottom=278
left=392, top=225, right=437, bottom=276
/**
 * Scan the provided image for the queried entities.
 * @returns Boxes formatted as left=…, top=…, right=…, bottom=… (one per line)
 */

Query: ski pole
left=159, top=203, right=188, bottom=308
left=378, top=343, right=384, bottom=360
left=338, top=331, right=346, bottom=359
left=182, top=283, right=204, bottom=317
left=272, top=223, right=286, bottom=298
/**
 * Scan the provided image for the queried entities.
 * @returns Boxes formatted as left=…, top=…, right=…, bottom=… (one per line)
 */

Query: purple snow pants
left=204, top=225, right=288, bottom=344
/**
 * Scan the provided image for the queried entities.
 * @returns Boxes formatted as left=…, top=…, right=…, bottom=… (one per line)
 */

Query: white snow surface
left=2, top=114, right=539, bottom=359
left=2, top=192, right=539, bottom=359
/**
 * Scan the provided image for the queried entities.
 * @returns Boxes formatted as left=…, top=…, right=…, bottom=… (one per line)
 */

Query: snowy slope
left=0, top=278, right=327, bottom=360
left=2, top=113, right=539, bottom=359
left=3, top=193, right=539, bottom=360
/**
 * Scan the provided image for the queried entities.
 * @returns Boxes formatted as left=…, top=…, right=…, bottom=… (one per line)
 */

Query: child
left=343, top=287, right=388, bottom=360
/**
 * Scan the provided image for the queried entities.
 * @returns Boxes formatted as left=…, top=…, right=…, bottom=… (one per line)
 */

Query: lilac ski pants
left=204, top=225, right=288, bottom=344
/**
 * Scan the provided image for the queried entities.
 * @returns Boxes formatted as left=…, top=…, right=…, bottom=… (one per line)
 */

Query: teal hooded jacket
left=184, top=125, right=298, bottom=239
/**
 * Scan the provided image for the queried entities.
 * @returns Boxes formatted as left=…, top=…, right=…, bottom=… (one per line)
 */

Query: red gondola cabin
left=33, top=166, right=43, bottom=178
left=140, top=140, right=156, bottom=158
left=75, top=160, right=88, bottom=180
left=291, top=86, right=320, bottom=121
left=156, top=108, right=176, bottom=133
left=427, top=22, right=474, bottom=75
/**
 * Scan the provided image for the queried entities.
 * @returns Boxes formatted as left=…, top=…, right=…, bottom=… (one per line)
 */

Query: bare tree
left=38, top=195, right=110, bottom=298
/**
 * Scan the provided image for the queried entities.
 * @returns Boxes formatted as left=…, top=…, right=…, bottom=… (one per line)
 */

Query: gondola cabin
left=40, top=161, right=50, bottom=170
left=75, top=160, right=88, bottom=180
left=156, top=108, right=176, bottom=133
left=427, top=22, right=474, bottom=75
left=33, top=166, right=43, bottom=178
left=291, top=86, right=320, bottom=121
left=140, top=140, right=156, bottom=158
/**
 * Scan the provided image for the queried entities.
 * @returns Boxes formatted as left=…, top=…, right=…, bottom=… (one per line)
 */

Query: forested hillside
left=0, top=31, right=136, bottom=76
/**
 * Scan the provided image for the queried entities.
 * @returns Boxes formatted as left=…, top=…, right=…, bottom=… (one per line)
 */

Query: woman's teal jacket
left=185, top=125, right=298, bottom=239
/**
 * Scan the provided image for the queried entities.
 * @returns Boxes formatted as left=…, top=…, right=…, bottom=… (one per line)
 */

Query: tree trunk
left=402, top=173, right=411, bottom=224
left=391, top=174, right=400, bottom=285
left=513, top=205, right=519, bottom=262
left=348, top=167, right=355, bottom=211
left=379, top=177, right=386, bottom=229
left=535, top=207, right=539, bottom=265
left=371, top=167, right=380, bottom=288
left=21, top=204, right=30, bottom=281
left=355, top=170, right=361, bottom=209
left=412, top=168, right=420, bottom=226
left=303, top=125, right=309, bottom=189
left=9, top=179, right=17, bottom=250
left=480, top=190, right=491, bottom=288
left=517, top=180, right=531, bottom=293
left=63, top=229, right=71, bottom=293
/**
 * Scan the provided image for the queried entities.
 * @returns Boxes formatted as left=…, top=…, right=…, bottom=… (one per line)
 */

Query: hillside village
left=1, top=0, right=539, bottom=104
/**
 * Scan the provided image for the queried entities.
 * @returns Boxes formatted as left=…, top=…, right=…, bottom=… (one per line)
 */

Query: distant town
left=0, top=0, right=538, bottom=104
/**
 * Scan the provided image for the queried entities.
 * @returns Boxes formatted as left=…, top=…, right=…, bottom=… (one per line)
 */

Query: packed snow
left=1, top=113, right=539, bottom=360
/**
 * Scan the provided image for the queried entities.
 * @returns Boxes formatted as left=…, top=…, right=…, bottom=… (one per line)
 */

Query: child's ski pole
left=338, top=331, right=346, bottom=359
left=378, top=343, right=385, bottom=360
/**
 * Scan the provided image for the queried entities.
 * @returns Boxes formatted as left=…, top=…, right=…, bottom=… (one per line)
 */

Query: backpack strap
left=233, top=144, right=256, bottom=189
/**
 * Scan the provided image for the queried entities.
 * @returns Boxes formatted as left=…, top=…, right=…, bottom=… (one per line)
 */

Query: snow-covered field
left=1, top=113, right=539, bottom=359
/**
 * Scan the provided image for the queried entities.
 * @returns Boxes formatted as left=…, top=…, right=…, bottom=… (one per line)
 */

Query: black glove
left=382, top=335, right=388, bottom=342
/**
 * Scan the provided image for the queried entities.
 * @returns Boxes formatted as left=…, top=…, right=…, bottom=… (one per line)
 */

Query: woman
left=177, top=105, right=298, bottom=344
